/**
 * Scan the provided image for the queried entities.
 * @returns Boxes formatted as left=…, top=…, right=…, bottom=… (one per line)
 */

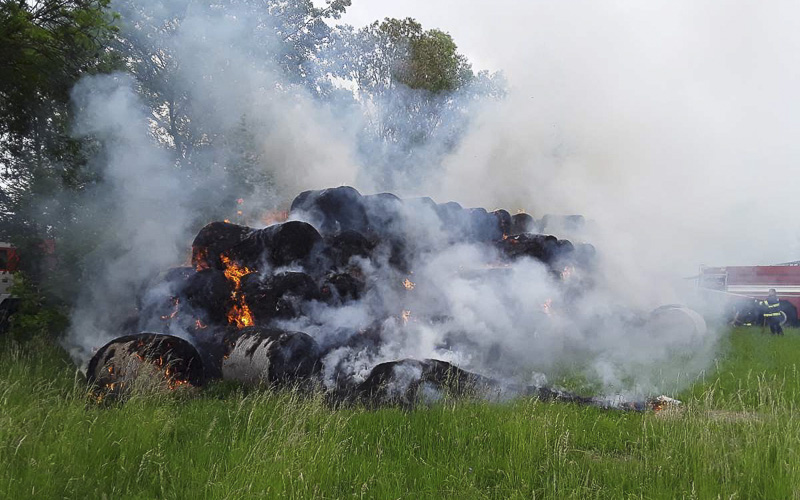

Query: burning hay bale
left=227, top=221, right=323, bottom=270
left=85, top=185, right=702, bottom=413
left=290, top=186, right=370, bottom=235
left=192, top=221, right=252, bottom=270
left=220, top=327, right=321, bottom=386
left=510, top=212, right=536, bottom=235
left=492, top=209, right=513, bottom=236
left=321, top=271, right=366, bottom=304
left=496, top=233, right=575, bottom=267
left=322, top=230, right=375, bottom=269
left=240, top=272, right=320, bottom=323
left=181, top=269, right=234, bottom=325
left=87, top=333, right=205, bottom=400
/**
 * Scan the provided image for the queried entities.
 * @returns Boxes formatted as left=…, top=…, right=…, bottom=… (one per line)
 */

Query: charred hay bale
left=554, top=239, right=575, bottom=261
left=496, top=233, right=574, bottom=265
left=434, top=201, right=469, bottom=236
left=323, top=230, right=374, bottom=268
left=192, top=221, right=252, bottom=270
left=87, top=333, right=205, bottom=400
left=405, top=196, right=439, bottom=213
left=290, top=186, right=369, bottom=235
left=362, top=192, right=404, bottom=235
left=321, top=271, right=366, bottom=304
left=510, top=213, right=536, bottom=235
left=221, top=327, right=321, bottom=385
left=159, top=266, right=195, bottom=289
left=467, top=208, right=503, bottom=242
left=183, top=269, right=233, bottom=325
left=355, top=359, right=491, bottom=406
left=241, top=272, right=319, bottom=323
left=492, top=209, right=512, bottom=236
left=229, top=221, right=323, bottom=269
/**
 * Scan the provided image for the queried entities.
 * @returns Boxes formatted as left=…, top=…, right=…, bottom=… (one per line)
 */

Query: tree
left=111, top=0, right=350, bottom=165
left=0, top=0, right=117, bottom=290
left=332, top=18, right=505, bottom=189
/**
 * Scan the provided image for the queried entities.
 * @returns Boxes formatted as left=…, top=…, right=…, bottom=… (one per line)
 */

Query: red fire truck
left=0, top=243, right=20, bottom=333
left=698, top=263, right=800, bottom=326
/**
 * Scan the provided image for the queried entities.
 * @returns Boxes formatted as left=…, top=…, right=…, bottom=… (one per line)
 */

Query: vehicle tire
left=779, top=300, right=798, bottom=327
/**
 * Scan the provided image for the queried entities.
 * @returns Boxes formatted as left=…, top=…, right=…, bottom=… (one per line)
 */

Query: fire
left=193, top=246, right=210, bottom=271
left=220, top=254, right=255, bottom=328
left=168, top=378, right=190, bottom=390
left=195, top=319, right=207, bottom=329
left=561, top=266, right=574, bottom=281
left=161, top=297, right=180, bottom=320
left=401, top=309, right=412, bottom=324
left=402, top=278, right=415, bottom=291
left=237, top=198, right=244, bottom=205
left=261, top=209, right=289, bottom=226
left=221, top=254, right=252, bottom=287
left=541, top=299, right=553, bottom=315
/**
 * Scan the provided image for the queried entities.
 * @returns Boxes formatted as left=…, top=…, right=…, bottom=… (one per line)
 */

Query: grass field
left=2, top=328, right=800, bottom=499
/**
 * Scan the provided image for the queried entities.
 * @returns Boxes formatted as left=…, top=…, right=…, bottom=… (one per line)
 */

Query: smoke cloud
left=64, top=0, right=790, bottom=398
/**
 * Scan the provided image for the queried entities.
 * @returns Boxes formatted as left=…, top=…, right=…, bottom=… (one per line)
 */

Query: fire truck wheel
left=779, top=300, right=797, bottom=327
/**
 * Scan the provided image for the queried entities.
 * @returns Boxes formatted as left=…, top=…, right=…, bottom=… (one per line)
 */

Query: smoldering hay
left=87, top=186, right=703, bottom=409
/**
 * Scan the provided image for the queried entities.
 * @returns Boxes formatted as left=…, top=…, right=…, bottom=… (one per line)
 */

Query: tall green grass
left=2, top=328, right=800, bottom=498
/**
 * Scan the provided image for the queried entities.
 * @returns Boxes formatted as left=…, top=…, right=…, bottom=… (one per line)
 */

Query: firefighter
left=762, top=289, right=784, bottom=335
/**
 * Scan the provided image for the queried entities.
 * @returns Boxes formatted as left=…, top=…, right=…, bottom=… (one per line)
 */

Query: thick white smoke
left=66, top=0, right=782, bottom=397
left=345, top=0, right=800, bottom=271
left=67, top=74, right=193, bottom=362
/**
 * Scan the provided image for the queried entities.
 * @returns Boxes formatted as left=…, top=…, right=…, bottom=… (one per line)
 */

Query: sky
left=338, top=0, right=800, bottom=271
left=338, top=0, right=499, bottom=71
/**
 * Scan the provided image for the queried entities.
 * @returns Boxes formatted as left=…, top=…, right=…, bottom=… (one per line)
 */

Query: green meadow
left=2, top=327, right=799, bottom=499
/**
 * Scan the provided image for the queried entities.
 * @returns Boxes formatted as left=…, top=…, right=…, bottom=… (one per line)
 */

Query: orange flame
left=161, top=298, right=180, bottom=320
left=261, top=210, right=289, bottom=226
left=561, top=266, right=574, bottom=281
left=220, top=254, right=255, bottom=328
left=401, top=310, right=412, bottom=325
left=195, top=319, right=208, bottom=329
left=193, top=246, right=210, bottom=272
left=403, top=278, right=415, bottom=291
left=541, top=299, right=553, bottom=315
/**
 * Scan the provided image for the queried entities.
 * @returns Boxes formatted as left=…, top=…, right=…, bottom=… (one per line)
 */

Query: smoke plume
left=62, top=0, right=781, bottom=398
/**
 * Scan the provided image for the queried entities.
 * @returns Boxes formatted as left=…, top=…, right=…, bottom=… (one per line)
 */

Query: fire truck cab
left=699, top=264, right=800, bottom=326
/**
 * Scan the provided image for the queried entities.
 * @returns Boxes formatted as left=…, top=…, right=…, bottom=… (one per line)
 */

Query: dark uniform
left=763, top=291, right=784, bottom=335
